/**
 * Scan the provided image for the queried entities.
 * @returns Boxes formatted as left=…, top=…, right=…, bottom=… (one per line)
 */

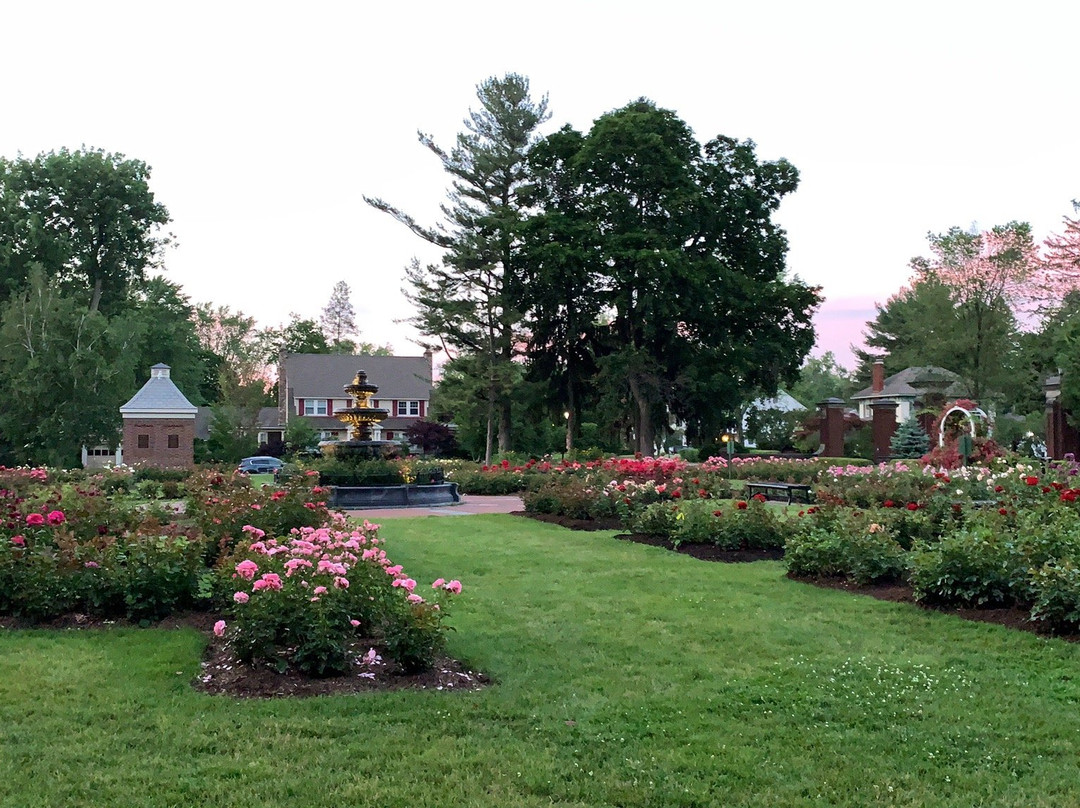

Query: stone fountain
left=323, top=369, right=459, bottom=509
left=331, top=369, right=399, bottom=462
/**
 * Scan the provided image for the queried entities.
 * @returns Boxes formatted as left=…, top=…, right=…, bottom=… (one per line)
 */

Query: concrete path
left=342, top=494, right=524, bottom=521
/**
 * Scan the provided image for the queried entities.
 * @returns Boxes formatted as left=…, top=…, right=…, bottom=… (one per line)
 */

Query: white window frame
left=303, top=399, right=328, bottom=416
left=397, top=400, right=420, bottom=417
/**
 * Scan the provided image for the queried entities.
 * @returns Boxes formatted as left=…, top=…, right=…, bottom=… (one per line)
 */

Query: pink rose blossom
left=444, top=580, right=462, bottom=595
left=313, top=586, right=328, bottom=596
left=235, top=559, right=259, bottom=580
left=349, top=619, right=360, bottom=627
left=233, top=591, right=250, bottom=604
left=391, top=578, right=416, bottom=592
left=83, top=561, right=99, bottom=568
left=385, top=564, right=403, bottom=576
left=333, top=576, right=349, bottom=589
left=251, top=504, right=261, bottom=510
left=252, top=573, right=283, bottom=591
left=25, top=513, right=44, bottom=526
left=213, top=620, right=227, bottom=637
left=432, top=578, right=446, bottom=589
left=407, top=593, right=424, bottom=604
left=46, top=510, right=66, bottom=525
left=11, top=535, right=25, bottom=546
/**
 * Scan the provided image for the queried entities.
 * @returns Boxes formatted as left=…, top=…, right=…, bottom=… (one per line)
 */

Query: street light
left=721, top=432, right=734, bottom=479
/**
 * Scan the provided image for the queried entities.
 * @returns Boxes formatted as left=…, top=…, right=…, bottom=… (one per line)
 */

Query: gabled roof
left=748, top=390, right=807, bottom=412
left=120, top=364, right=197, bottom=416
left=852, top=365, right=968, bottom=401
left=284, top=354, right=433, bottom=400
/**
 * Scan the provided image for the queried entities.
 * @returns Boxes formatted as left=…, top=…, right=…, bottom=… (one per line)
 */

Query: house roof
left=748, top=390, right=807, bottom=412
left=120, top=364, right=197, bottom=416
left=851, top=365, right=968, bottom=401
left=284, top=354, right=433, bottom=400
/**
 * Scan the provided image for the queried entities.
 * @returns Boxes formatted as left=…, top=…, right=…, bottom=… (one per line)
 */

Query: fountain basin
left=328, top=482, right=460, bottom=509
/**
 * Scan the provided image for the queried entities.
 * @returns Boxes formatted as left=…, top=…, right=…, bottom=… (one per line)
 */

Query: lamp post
left=721, top=432, right=734, bottom=479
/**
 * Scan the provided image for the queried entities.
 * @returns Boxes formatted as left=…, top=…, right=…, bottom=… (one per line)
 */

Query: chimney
left=872, top=359, right=885, bottom=394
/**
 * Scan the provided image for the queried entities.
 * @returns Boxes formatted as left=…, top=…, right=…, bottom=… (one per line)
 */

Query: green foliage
left=785, top=509, right=910, bottom=584
left=0, top=148, right=170, bottom=315
left=632, top=498, right=786, bottom=551
left=789, top=352, right=856, bottom=407
left=1030, top=560, right=1080, bottom=630
left=0, top=271, right=144, bottom=466
left=890, top=415, right=931, bottom=458
left=910, top=527, right=1021, bottom=607
left=744, top=406, right=802, bottom=450
left=522, top=476, right=621, bottom=521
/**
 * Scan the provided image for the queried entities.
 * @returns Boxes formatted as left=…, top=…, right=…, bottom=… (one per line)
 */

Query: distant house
left=741, top=390, right=807, bottom=447
left=117, top=363, right=198, bottom=468
left=851, top=361, right=968, bottom=423
left=273, top=353, right=435, bottom=444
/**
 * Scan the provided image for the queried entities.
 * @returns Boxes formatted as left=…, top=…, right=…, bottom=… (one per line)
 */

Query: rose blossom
left=213, top=620, right=227, bottom=637
left=233, top=591, right=250, bottom=604
left=25, top=513, right=44, bottom=526
left=46, top=510, right=66, bottom=525
left=235, top=559, right=259, bottom=580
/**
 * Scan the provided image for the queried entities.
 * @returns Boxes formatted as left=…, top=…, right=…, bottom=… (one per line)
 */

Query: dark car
left=237, top=456, right=285, bottom=475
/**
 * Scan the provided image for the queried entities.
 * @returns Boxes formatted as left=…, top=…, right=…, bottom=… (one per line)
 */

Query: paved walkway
left=342, top=494, right=524, bottom=521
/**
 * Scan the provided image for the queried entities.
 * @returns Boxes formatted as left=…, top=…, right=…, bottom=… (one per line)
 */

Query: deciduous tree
left=0, top=148, right=170, bottom=314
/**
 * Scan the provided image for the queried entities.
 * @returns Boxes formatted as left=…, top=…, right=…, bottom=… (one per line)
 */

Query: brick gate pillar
left=818, top=398, right=847, bottom=458
left=870, top=399, right=899, bottom=463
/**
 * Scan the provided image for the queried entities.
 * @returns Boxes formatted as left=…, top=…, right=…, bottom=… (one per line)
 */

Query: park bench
left=744, top=481, right=815, bottom=505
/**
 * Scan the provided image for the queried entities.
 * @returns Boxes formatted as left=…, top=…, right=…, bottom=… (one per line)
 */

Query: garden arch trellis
left=937, top=404, right=991, bottom=447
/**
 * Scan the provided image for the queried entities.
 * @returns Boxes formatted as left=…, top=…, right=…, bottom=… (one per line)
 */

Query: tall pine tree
left=366, top=74, right=549, bottom=462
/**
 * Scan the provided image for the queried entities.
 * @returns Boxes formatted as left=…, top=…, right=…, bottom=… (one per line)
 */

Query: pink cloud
left=811, top=295, right=879, bottom=370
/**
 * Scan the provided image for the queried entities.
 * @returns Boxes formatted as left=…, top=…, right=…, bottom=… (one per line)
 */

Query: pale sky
left=3, top=1, right=1077, bottom=370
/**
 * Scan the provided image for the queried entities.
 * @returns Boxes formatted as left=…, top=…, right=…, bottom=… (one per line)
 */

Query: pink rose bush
left=220, top=517, right=462, bottom=676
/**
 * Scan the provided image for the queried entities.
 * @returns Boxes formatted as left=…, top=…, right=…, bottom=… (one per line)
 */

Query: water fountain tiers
left=335, top=370, right=390, bottom=442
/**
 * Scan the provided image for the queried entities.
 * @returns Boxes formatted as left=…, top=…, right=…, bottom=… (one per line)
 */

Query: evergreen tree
left=319, top=281, right=358, bottom=350
left=366, top=74, right=550, bottom=462
left=890, top=415, right=931, bottom=459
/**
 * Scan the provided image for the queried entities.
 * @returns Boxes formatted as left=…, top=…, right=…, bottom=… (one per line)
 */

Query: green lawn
left=2, top=514, right=1079, bottom=807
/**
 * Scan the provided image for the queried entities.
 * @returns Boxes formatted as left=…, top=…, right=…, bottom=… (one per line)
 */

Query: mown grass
left=2, top=514, right=1080, bottom=807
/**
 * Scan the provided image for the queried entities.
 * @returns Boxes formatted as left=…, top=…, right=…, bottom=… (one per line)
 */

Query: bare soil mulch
left=0, top=611, right=490, bottom=699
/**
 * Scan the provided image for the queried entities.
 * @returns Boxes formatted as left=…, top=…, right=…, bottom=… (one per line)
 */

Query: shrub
left=1030, top=560, right=1080, bottom=630
left=522, top=476, right=621, bottom=521
left=219, top=521, right=460, bottom=676
left=910, top=527, right=1020, bottom=607
left=785, top=508, right=909, bottom=583
left=631, top=498, right=785, bottom=551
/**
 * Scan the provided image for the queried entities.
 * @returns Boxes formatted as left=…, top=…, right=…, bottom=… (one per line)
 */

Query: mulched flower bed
left=513, top=511, right=623, bottom=531
left=615, top=532, right=784, bottom=563
left=197, top=636, right=489, bottom=699
left=513, top=510, right=1080, bottom=642
left=788, top=575, right=1080, bottom=642
left=0, top=612, right=490, bottom=699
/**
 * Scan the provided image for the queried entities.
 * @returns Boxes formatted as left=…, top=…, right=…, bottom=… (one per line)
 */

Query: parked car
left=237, top=456, right=285, bottom=475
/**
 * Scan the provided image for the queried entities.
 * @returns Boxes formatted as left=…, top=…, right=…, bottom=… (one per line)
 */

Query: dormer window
left=303, top=399, right=328, bottom=416
left=397, top=400, right=420, bottom=417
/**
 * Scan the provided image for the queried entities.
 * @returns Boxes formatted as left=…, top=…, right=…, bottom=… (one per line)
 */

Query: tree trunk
left=627, top=374, right=655, bottom=456
left=484, top=391, right=495, bottom=466
left=565, top=381, right=576, bottom=456
left=90, top=278, right=103, bottom=313
left=498, top=399, right=512, bottom=454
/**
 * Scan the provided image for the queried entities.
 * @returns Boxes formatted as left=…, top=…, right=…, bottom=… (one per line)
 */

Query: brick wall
left=122, top=419, right=195, bottom=468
